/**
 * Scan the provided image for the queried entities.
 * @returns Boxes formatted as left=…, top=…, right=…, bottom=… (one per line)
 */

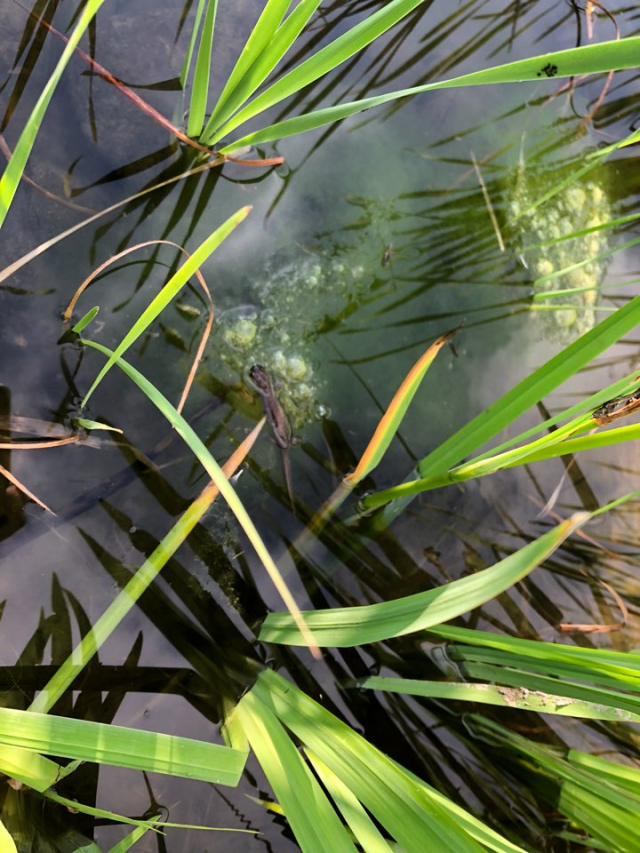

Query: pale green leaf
left=259, top=514, right=586, bottom=646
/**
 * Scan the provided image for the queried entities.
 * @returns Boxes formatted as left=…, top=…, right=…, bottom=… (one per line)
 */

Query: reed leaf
left=470, top=717, right=640, bottom=852
left=107, top=817, right=161, bottom=852
left=210, top=0, right=427, bottom=144
left=0, top=0, right=107, bottom=228
left=259, top=513, right=585, bottom=647
left=29, top=420, right=264, bottom=714
left=202, top=0, right=322, bottom=144
left=81, top=205, right=251, bottom=406
left=429, top=625, right=640, bottom=688
left=363, top=293, right=640, bottom=519
left=249, top=669, right=485, bottom=853
left=305, top=750, right=395, bottom=853
left=0, top=707, right=246, bottom=785
left=358, top=676, right=640, bottom=723
left=220, top=36, right=640, bottom=151
left=180, top=0, right=208, bottom=87
left=234, top=689, right=357, bottom=852
left=345, top=328, right=457, bottom=486
left=81, top=340, right=319, bottom=655
left=0, top=820, right=17, bottom=853
left=203, top=0, right=293, bottom=136
left=187, top=0, right=219, bottom=138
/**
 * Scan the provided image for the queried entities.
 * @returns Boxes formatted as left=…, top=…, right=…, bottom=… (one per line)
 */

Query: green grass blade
left=0, top=0, right=107, bottom=228
left=29, top=486, right=220, bottom=713
left=428, top=625, right=640, bottom=686
left=507, top=422, right=640, bottom=467
left=180, top=0, right=207, bottom=87
left=0, top=706, right=246, bottom=785
left=202, top=0, right=322, bottom=142
left=220, top=36, right=640, bottom=151
left=365, top=292, right=640, bottom=521
left=568, top=754, right=640, bottom=796
left=81, top=205, right=250, bottom=407
left=363, top=411, right=594, bottom=507
left=211, top=0, right=427, bottom=144
left=259, top=513, right=585, bottom=647
left=359, top=675, right=640, bottom=723
left=251, top=670, right=485, bottom=853
left=81, top=340, right=318, bottom=654
left=108, top=817, right=161, bottom=852
left=203, top=0, right=293, bottom=136
left=44, top=790, right=174, bottom=831
left=235, top=690, right=358, bottom=853
left=72, top=306, right=100, bottom=334
left=306, top=749, right=395, bottom=853
left=559, top=784, right=640, bottom=853
left=471, top=717, right=640, bottom=850
left=470, top=369, right=640, bottom=466
left=186, top=0, right=219, bottom=138
left=389, top=760, right=528, bottom=853
left=464, top=665, right=640, bottom=722
left=30, top=422, right=262, bottom=714
left=0, top=746, right=62, bottom=792
left=0, top=820, right=17, bottom=853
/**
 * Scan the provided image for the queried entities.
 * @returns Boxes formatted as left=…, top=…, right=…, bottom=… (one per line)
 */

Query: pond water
left=1, top=1, right=640, bottom=850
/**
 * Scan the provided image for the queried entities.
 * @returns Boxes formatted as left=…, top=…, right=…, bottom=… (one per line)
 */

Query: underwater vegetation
left=509, top=157, right=612, bottom=339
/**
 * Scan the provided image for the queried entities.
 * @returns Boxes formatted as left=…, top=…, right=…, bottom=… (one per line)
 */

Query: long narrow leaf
left=108, top=817, right=162, bottom=853
left=251, top=670, right=485, bottom=853
left=81, top=340, right=319, bottom=655
left=428, top=624, right=640, bottom=687
left=0, top=0, right=107, bottom=227
left=358, top=675, right=640, bottom=723
left=235, top=690, right=357, bottom=853
left=345, top=328, right=457, bottom=486
left=362, top=410, right=593, bottom=507
left=203, top=0, right=293, bottom=135
left=220, top=36, right=640, bottom=150
left=180, top=0, right=208, bottom=87
left=0, top=707, right=246, bottom=785
left=202, top=0, right=323, bottom=141
left=187, top=0, right=219, bottom=138
left=0, top=820, right=17, bottom=853
left=211, top=0, right=427, bottom=144
left=0, top=746, right=61, bottom=792
left=81, top=205, right=251, bottom=406
left=366, top=291, right=640, bottom=524
left=259, top=513, right=586, bottom=647
left=306, top=749, right=395, bottom=853
left=29, top=419, right=265, bottom=714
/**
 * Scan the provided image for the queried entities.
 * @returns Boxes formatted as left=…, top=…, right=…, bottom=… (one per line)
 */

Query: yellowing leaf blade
left=345, top=328, right=457, bottom=486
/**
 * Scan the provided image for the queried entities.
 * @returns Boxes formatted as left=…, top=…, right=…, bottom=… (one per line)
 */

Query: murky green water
left=1, top=1, right=640, bottom=850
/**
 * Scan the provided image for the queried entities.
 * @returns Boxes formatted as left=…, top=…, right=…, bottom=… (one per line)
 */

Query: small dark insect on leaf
left=382, top=244, right=393, bottom=266
left=537, top=62, right=558, bottom=78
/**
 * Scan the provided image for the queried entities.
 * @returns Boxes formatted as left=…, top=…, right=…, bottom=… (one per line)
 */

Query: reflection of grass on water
left=2, top=1, right=640, bottom=851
